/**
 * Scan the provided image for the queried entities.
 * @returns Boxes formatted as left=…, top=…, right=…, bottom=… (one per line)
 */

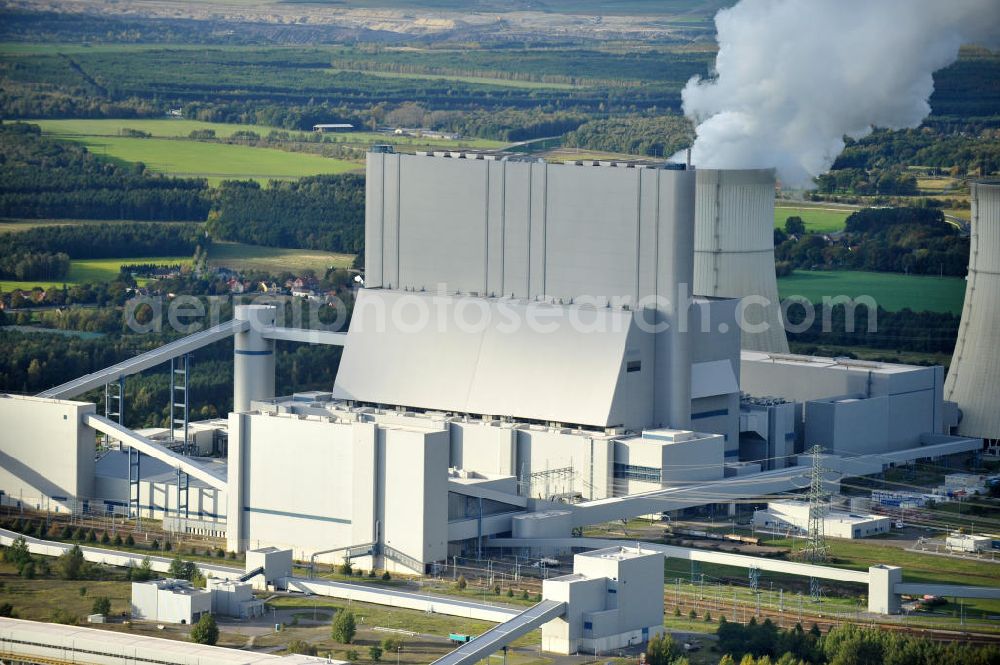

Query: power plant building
left=0, top=151, right=984, bottom=584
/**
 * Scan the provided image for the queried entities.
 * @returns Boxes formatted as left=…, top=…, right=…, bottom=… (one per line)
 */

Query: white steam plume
left=682, top=0, right=1000, bottom=188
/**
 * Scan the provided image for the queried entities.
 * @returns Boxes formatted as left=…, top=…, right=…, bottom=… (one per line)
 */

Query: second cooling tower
left=945, top=181, right=1000, bottom=441
left=694, top=168, right=789, bottom=353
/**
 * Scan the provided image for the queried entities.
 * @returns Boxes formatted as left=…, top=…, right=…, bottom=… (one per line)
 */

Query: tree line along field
left=0, top=243, right=355, bottom=292
left=777, top=270, right=966, bottom=315
left=0, top=256, right=190, bottom=293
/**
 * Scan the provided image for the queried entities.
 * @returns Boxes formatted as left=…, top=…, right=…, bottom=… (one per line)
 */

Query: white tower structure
left=233, top=304, right=276, bottom=413
left=694, top=168, right=789, bottom=353
left=945, top=181, right=1000, bottom=441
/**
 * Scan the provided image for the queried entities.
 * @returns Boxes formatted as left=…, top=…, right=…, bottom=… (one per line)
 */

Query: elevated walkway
left=430, top=599, right=567, bottom=665
left=84, top=414, right=227, bottom=490
left=488, top=537, right=870, bottom=584
left=239, top=566, right=266, bottom=583
left=895, top=583, right=1000, bottom=600
left=0, top=530, right=520, bottom=624
left=261, top=327, right=347, bottom=345
left=447, top=480, right=528, bottom=508
left=38, top=319, right=247, bottom=399
left=36, top=321, right=344, bottom=400
left=284, top=578, right=519, bottom=623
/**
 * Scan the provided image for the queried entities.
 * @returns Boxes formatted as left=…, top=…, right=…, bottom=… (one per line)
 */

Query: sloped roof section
left=333, top=289, right=638, bottom=428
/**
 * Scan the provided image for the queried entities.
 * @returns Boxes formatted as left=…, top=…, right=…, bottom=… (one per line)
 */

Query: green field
left=0, top=244, right=355, bottom=291
left=33, top=118, right=290, bottom=140
left=34, top=118, right=506, bottom=149
left=48, top=135, right=358, bottom=185
left=774, top=205, right=853, bottom=233
left=328, top=67, right=580, bottom=90
left=30, top=119, right=507, bottom=151
left=778, top=270, right=965, bottom=314
left=0, top=256, right=192, bottom=292
left=206, top=241, right=355, bottom=273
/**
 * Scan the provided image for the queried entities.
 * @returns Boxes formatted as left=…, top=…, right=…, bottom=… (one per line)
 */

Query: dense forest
left=775, top=207, right=968, bottom=277
left=814, top=167, right=919, bottom=196
left=206, top=176, right=365, bottom=253
left=0, top=123, right=211, bottom=220
left=832, top=127, right=1000, bottom=175
left=562, top=113, right=694, bottom=157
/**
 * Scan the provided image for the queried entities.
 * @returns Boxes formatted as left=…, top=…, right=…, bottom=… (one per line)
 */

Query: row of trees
left=3, top=223, right=208, bottom=261
left=707, top=618, right=1000, bottom=665
left=785, top=305, right=960, bottom=355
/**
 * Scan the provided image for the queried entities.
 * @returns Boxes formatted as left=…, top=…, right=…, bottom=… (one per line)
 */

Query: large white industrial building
left=0, top=152, right=986, bottom=584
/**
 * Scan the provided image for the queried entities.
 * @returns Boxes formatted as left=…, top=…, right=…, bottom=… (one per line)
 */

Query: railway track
left=669, top=591, right=1000, bottom=644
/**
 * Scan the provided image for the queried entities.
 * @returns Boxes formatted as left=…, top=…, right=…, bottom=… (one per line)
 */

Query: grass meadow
left=777, top=270, right=965, bottom=314
left=0, top=242, right=355, bottom=291
left=774, top=205, right=853, bottom=233
left=47, top=135, right=359, bottom=185
left=0, top=257, right=192, bottom=292
left=205, top=241, right=355, bottom=274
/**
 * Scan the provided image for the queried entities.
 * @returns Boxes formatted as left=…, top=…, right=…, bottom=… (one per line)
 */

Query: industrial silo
left=694, top=168, right=789, bottom=353
left=945, top=181, right=1000, bottom=441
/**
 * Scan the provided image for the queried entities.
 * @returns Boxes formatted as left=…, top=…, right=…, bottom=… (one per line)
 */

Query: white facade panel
left=449, top=422, right=516, bottom=476
left=381, top=428, right=449, bottom=569
left=0, top=395, right=95, bottom=510
left=397, top=156, right=489, bottom=294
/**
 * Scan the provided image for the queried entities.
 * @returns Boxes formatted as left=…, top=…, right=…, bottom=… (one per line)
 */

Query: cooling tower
left=945, top=181, right=1000, bottom=441
left=694, top=168, right=789, bottom=353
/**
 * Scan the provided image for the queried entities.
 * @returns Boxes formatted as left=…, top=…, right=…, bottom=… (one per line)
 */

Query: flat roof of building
left=253, top=397, right=627, bottom=440
left=578, top=545, right=655, bottom=561
left=742, top=350, right=924, bottom=375
left=137, top=578, right=210, bottom=595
